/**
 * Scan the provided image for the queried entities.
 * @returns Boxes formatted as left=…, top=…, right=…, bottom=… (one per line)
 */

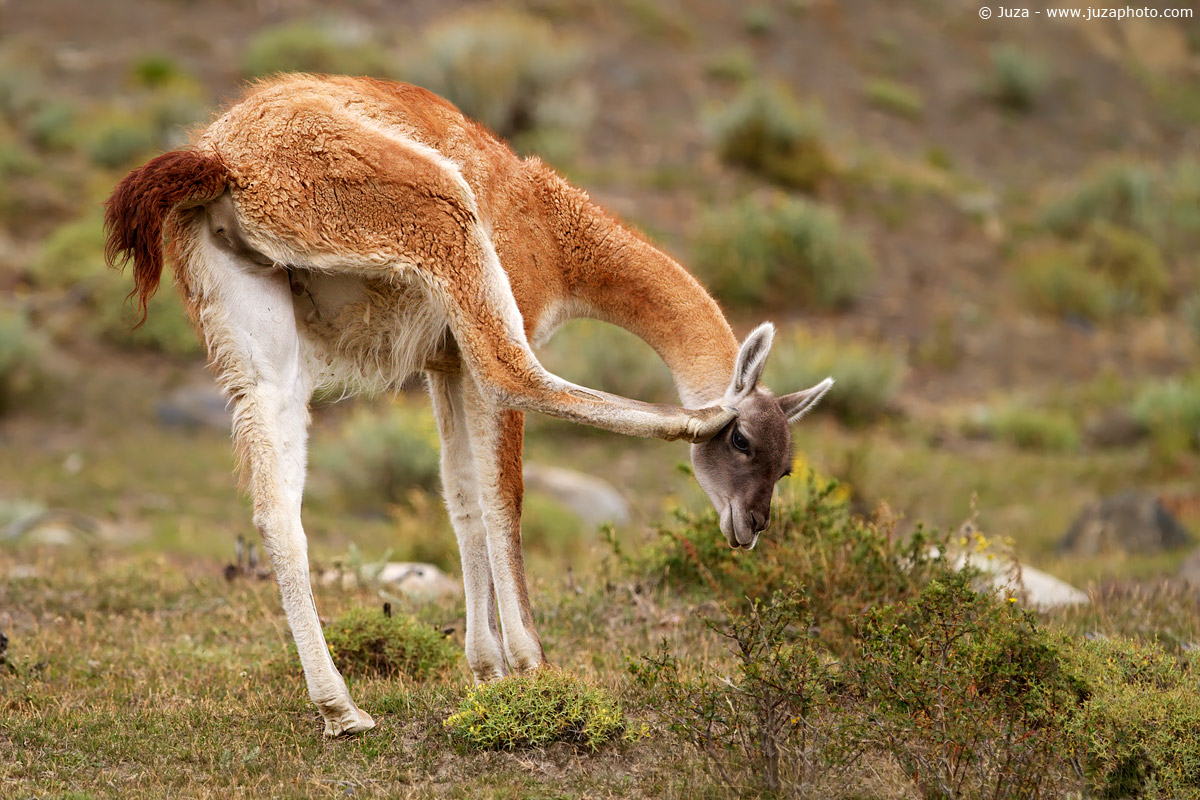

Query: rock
left=156, top=384, right=230, bottom=431
left=960, top=554, right=1089, bottom=609
left=1178, top=548, right=1200, bottom=586
left=1084, top=409, right=1147, bottom=449
left=317, top=562, right=461, bottom=600
left=1060, top=490, right=1192, bottom=556
left=522, top=463, right=630, bottom=527
left=1, top=501, right=100, bottom=546
left=376, top=563, right=461, bottom=599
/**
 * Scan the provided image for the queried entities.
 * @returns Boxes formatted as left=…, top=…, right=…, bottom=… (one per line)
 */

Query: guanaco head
left=690, top=323, right=833, bottom=550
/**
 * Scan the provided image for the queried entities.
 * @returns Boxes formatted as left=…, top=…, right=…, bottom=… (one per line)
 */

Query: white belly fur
left=291, top=270, right=449, bottom=393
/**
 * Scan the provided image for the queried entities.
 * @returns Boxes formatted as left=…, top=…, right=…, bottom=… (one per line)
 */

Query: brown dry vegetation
left=3, top=0, right=1200, bottom=797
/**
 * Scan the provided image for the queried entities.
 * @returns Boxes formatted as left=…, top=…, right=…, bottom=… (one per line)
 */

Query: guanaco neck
left=534, top=163, right=738, bottom=408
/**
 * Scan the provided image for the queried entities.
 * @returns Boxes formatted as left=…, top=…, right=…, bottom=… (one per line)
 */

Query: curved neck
left=535, top=165, right=738, bottom=407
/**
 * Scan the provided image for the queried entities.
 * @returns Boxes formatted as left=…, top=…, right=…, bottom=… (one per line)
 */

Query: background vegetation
left=3, top=0, right=1200, bottom=797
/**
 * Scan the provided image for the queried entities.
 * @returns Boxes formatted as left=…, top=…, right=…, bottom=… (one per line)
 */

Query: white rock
left=375, top=562, right=461, bottom=599
left=959, top=554, right=1089, bottom=609
left=522, top=463, right=630, bottom=526
left=317, top=561, right=461, bottom=600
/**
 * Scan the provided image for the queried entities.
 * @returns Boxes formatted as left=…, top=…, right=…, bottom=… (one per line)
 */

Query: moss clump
left=324, top=606, right=458, bottom=681
left=444, top=668, right=627, bottom=751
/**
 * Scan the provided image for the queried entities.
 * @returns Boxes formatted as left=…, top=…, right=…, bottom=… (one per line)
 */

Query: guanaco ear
left=729, top=322, right=775, bottom=399
left=779, top=377, right=834, bottom=423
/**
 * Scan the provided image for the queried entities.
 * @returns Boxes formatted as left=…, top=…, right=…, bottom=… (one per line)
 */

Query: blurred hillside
left=1, top=0, right=1199, bottom=583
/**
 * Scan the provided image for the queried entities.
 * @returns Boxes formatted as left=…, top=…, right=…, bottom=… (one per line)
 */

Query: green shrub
left=705, top=48, right=755, bottom=84
left=641, top=473, right=959, bottom=647
left=130, top=53, right=185, bottom=88
left=765, top=329, right=905, bottom=425
left=444, top=668, right=627, bottom=751
left=311, top=402, right=441, bottom=510
left=90, top=276, right=201, bottom=357
left=0, top=59, right=42, bottom=121
left=712, top=82, right=833, bottom=191
left=537, top=319, right=675, bottom=405
left=1084, top=222, right=1169, bottom=313
left=27, top=101, right=78, bottom=151
left=1015, top=242, right=1114, bottom=322
left=1130, top=373, right=1200, bottom=455
left=693, top=195, right=874, bottom=309
left=32, top=215, right=201, bottom=356
left=0, top=307, right=46, bottom=415
left=324, top=606, right=458, bottom=681
left=1014, top=224, right=1168, bottom=322
left=30, top=214, right=107, bottom=290
left=403, top=10, right=587, bottom=142
left=741, top=5, right=774, bottom=36
left=863, top=77, right=924, bottom=119
left=1040, top=161, right=1163, bottom=240
left=83, top=112, right=158, bottom=169
left=986, top=43, right=1050, bottom=112
left=241, top=19, right=394, bottom=79
left=850, top=575, right=1083, bottom=799
left=1068, top=637, right=1200, bottom=798
left=632, top=588, right=830, bottom=795
left=962, top=402, right=1082, bottom=452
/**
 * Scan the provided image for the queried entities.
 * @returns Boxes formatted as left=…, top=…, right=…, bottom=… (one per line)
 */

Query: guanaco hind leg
left=186, top=226, right=373, bottom=736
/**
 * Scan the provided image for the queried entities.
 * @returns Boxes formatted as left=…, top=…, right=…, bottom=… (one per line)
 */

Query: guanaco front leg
left=458, top=383, right=545, bottom=672
left=420, top=223, right=735, bottom=441
left=427, top=369, right=509, bottom=681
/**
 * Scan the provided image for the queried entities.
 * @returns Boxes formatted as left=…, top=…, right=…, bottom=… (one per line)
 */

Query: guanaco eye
left=730, top=427, right=750, bottom=453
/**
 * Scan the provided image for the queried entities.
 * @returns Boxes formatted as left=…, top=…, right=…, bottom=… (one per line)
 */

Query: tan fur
left=195, top=75, right=739, bottom=405
left=105, top=75, right=833, bottom=736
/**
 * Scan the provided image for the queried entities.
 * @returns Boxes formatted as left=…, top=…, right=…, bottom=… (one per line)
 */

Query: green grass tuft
left=444, top=668, right=627, bottom=751
left=863, top=77, right=925, bottom=119
left=986, top=43, right=1050, bottom=112
left=323, top=606, right=459, bottom=681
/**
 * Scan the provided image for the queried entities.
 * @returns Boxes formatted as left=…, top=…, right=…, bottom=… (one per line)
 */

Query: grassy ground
left=0, top=546, right=725, bottom=799
left=5, top=0, right=1200, bottom=796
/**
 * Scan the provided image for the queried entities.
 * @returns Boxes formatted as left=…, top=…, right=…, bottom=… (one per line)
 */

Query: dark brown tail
left=104, top=149, right=230, bottom=326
